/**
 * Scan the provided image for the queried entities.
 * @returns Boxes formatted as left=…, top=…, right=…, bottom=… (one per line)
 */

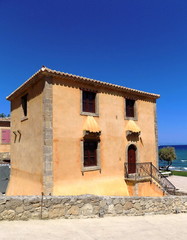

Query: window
left=82, top=91, right=96, bottom=113
left=81, top=136, right=101, bottom=172
left=126, top=99, right=136, bottom=118
left=21, top=94, right=28, bottom=117
left=1, top=129, right=10, bottom=144
left=84, top=140, right=98, bottom=167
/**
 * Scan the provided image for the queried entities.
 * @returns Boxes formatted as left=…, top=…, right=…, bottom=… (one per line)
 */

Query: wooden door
left=128, top=145, right=136, bottom=174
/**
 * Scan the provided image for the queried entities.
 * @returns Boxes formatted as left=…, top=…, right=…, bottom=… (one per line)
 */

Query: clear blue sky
left=0, top=0, right=187, bottom=145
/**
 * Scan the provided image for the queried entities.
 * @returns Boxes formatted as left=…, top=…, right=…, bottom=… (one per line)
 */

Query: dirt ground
left=168, top=175, right=187, bottom=193
left=0, top=214, right=187, bottom=240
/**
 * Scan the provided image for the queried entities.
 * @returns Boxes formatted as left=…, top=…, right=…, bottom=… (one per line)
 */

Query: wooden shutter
left=84, top=140, right=97, bottom=167
left=83, top=91, right=96, bottom=113
left=126, top=99, right=135, bottom=117
left=128, top=145, right=136, bottom=174
left=1, top=129, right=10, bottom=144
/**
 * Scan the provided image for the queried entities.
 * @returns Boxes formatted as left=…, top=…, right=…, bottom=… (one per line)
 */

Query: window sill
left=125, top=116, right=137, bottom=121
left=21, top=116, right=28, bottom=122
left=82, top=166, right=101, bottom=173
left=81, top=112, right=99, bottom=117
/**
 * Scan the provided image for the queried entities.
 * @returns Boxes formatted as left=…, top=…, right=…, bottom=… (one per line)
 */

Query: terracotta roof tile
left=7, top=66, right=160, bottom=100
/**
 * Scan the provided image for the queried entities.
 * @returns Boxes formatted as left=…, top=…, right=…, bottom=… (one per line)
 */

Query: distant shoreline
left=159, top=145, right=187, bottom=172
left=159, top=144, right=187, bottom=147
left=168, top=167, right=187, bottom=172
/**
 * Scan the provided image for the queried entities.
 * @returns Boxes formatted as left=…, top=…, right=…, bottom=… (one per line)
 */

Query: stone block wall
left=0, top=195, right=187, bottom=221
left=0, top=152, right=10, bottom=161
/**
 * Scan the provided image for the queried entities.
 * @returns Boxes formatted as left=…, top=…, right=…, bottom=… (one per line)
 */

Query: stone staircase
left=124, top=162, right=176, bottom=195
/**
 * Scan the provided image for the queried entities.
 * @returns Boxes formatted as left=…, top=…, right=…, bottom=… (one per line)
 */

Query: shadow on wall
left=54, top=77, right=156, bottom=103
left=126, top=133, right=140, bottom=142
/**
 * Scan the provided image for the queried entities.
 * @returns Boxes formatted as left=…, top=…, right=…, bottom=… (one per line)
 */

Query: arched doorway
left=128, top=145, right=137, bottom=174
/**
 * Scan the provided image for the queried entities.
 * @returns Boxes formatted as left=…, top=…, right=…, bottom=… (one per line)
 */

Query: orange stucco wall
left=6, top=80, right=45, bottom=195
left=126, top=181, right=164, bottom=197
left=7, top=75, right=160, bottom=197
left=52, top=77, right=158, bottom=196
left=137, top=100, right=157, bottom=165
left=138, top=181, right=164, bottom=196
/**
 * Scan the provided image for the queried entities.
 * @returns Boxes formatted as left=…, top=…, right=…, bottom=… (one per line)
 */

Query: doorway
left=128, top=144, right=136, bottom=174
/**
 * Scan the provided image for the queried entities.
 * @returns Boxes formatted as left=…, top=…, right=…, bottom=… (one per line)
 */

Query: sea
left=159, top=145, right=187, bottom=171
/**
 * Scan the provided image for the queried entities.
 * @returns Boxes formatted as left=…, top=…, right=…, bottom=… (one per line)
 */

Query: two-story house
left=6, top=67, right=171, bottom=196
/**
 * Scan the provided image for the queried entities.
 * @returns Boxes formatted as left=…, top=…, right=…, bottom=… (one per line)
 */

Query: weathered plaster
left=154, top=102, right=159, bottom=168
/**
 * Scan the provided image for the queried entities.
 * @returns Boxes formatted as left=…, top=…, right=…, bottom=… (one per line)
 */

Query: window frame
left=81, top=138, right=101, bottom=172
left=125, top=98, right=138, bottom=120
left=80, top=90, right=99, bottom=117
left=21, top=94, right=28, bottom=121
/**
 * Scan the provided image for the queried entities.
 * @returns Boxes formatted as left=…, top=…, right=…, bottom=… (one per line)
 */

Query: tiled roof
left=7, top=66, right=160, bottom=100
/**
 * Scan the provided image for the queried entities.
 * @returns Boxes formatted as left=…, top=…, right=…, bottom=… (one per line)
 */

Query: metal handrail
left=150, top=163, right=176, bottom=193
left=124, top=162, right=176, bottom=194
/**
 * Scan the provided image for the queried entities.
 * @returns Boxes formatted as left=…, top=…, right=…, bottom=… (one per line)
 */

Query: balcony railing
left=124, top=162, right=176, bottom=195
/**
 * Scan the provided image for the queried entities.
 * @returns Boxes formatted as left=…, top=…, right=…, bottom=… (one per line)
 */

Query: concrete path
left=0, top=214, right=187, bottom=240
left=168, top=175, right=187, bottom=193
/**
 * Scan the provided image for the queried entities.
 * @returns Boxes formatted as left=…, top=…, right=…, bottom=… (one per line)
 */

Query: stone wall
left=43, top=77, right=53, bottom=195
left=0, top=152, right=10, bottom=161
left=0, top=195, right=187, bottom=221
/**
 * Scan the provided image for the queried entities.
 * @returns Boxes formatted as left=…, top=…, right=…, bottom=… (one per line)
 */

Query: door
left=128, top=145, right=136, bottom=174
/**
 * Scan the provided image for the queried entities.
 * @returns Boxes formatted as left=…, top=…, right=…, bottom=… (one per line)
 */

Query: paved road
left=0, top=214, right=187, bottom=240
left=168, top=175, right=187, bottom=193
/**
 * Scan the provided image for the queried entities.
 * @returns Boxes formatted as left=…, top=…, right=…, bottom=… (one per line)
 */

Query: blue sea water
left=159, top=145, right=187, bottom=171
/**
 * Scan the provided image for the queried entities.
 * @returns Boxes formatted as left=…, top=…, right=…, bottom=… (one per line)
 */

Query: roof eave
left=6, top=67, right=160, bottom=101
left=46, top=70, right=160, bottom=100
